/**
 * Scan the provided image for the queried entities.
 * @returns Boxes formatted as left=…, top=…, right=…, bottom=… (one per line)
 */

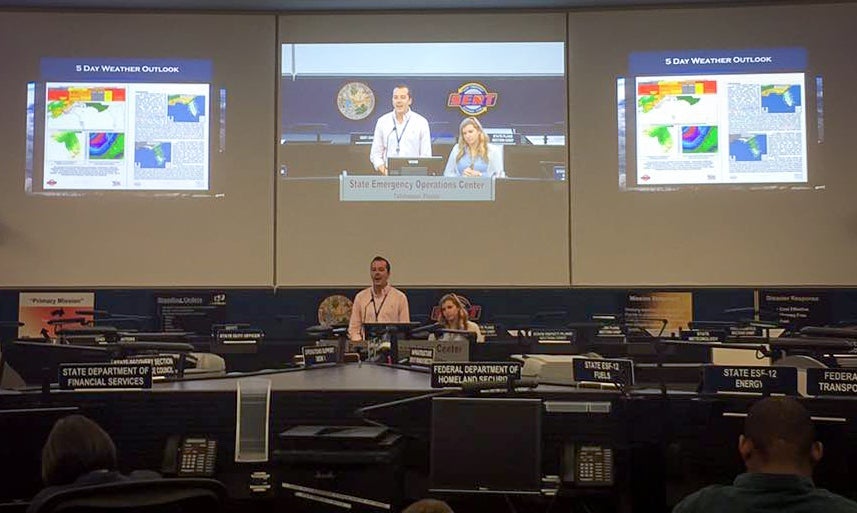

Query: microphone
left=723, top=307, right=757, bottom=314
left=306, top=324, right=334, bottom=337
left=47, top=317, right=87, bottom=325
left=75, top=309, right=109, bottom=316
left=0, top=321, right=24, bottom=327
left=460, top=377, right=539, bottom=394
left=410, top=322, right=442, bottom=336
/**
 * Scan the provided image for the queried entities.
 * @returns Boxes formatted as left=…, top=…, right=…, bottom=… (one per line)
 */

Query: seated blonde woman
left=431, top=293, right=484, bottom=343
left=443, top=117, right=504, bottom=178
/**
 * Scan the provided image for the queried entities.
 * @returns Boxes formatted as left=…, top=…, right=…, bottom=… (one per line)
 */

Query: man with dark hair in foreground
left=673, top=396, right=857, bottom=513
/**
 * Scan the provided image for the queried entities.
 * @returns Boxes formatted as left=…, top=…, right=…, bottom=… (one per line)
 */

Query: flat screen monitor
left=1, top=340, right=114, bottom=386
left=430, top=397, right=542, bottom=494
left=0, top=406, right=81, bottom=501
left=386, top=156, right=444, bottom=176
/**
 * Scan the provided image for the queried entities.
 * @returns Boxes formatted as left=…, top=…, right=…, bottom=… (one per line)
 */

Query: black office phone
left=162, top=435, right=217, bottom=477
left=562, top=443, right=614, bottom=486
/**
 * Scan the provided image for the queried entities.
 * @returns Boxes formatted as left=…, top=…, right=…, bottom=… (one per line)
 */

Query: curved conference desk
left=1, top=363, right=855, bottom=513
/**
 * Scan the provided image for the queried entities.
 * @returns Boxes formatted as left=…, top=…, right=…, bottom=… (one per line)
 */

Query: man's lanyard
left=371, top=291, right=389, bottom=320
left=391, top=114, right=411, bottom=155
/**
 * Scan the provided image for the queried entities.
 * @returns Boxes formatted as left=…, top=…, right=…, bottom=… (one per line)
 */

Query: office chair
left=29, top=477, right=226, bottom=513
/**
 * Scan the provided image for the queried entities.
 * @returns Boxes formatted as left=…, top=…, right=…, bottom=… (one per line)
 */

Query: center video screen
left=279, top=42, right=567, bottom=202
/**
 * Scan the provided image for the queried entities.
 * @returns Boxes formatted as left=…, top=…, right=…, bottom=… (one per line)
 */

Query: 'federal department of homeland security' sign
left=572, top=358, right=635, bottom=386
left=431, top=362, right=522, bottom=388
left=59, top=363, right=152, bottom=390
left=806, top=368, right=857, bottom=397
left=702, top=365, right=797, bottom=395
left=301, top=345, right=338, bottom=366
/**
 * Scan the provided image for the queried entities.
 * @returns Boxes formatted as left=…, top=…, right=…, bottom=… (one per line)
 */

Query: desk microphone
left=410, top=322, right=441, bottom=336
left=47, top=317, right=86, bottom=325
left=723, top=307, right=757, bottom=314
left=75, top=309, right=109, bottom=316
left=461, top=377, right=539, bottom=394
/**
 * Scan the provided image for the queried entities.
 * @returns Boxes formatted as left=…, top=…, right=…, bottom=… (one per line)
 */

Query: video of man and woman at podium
left=278, top=42, right=568, bottom=201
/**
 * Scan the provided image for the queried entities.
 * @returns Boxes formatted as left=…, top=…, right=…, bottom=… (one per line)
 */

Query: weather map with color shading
left=167, top=95, right=206, bottom=122
left=681, top=126, right=718, bottom=153
left=46, top=86, right=126, bottom=130
left=761, top=84, right=801, bottom=113
left=135, top=143, right=172, bottom=169
left=89, top=133, right=125, bottom=160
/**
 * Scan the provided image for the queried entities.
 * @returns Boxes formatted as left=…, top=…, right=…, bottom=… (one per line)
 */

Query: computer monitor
left=1, top=340, right=113, bottom=386
left=0, top=405, right=81, bottom=501
left=386, top=156, right=444, bottom=176
left=430, top=397, right=542, bottom=494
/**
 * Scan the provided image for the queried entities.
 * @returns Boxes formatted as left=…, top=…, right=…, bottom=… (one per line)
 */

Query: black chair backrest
left=31, top=478, right=226, bottom=513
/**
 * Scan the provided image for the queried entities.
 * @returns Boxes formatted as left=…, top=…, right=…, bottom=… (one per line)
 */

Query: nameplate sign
left=301, top=345, right=338, bottom=366
left=702, top=365, right=797, bottom=395
left=111, top=355, right=177, bottom=379
left=340, top=176, right=495, bottom=202
left=531, top=328, right=576, bottom=343
left=680, top=329, right=726, bottom=343
left=349, top=133, right=374, bottom=145
left=215, top=329, right=264, bottom=345
left=806, top=368, right=857, bottom=397
left=572, top=358, right=635, bottom=386
left=729, top=326, right=763, bottom=338
left=59, top=363, right=152, bottom=390
left=596, top=325, right=625, bottom=339
left=431, top=362, right=522, bottom=388
left=479, top=323, right=498, bottom=339
left=409, top=347, right=435, bottom=367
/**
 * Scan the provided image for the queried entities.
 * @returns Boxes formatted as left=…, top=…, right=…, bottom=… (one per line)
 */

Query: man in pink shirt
left=348, top=256, right=411, bottom=342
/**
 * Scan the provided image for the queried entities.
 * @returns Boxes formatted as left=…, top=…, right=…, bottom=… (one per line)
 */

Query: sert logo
left=641, top=174, right=650, bottom=182
left=447, top=82, right=498, bottom=116
left=430, top=294, right=482, bottom=321
left=46, top=179, right=57, bottom=186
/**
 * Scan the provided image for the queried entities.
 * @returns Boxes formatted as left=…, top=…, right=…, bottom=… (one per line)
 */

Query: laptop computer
left=387, top=156, right=444, bottom=176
